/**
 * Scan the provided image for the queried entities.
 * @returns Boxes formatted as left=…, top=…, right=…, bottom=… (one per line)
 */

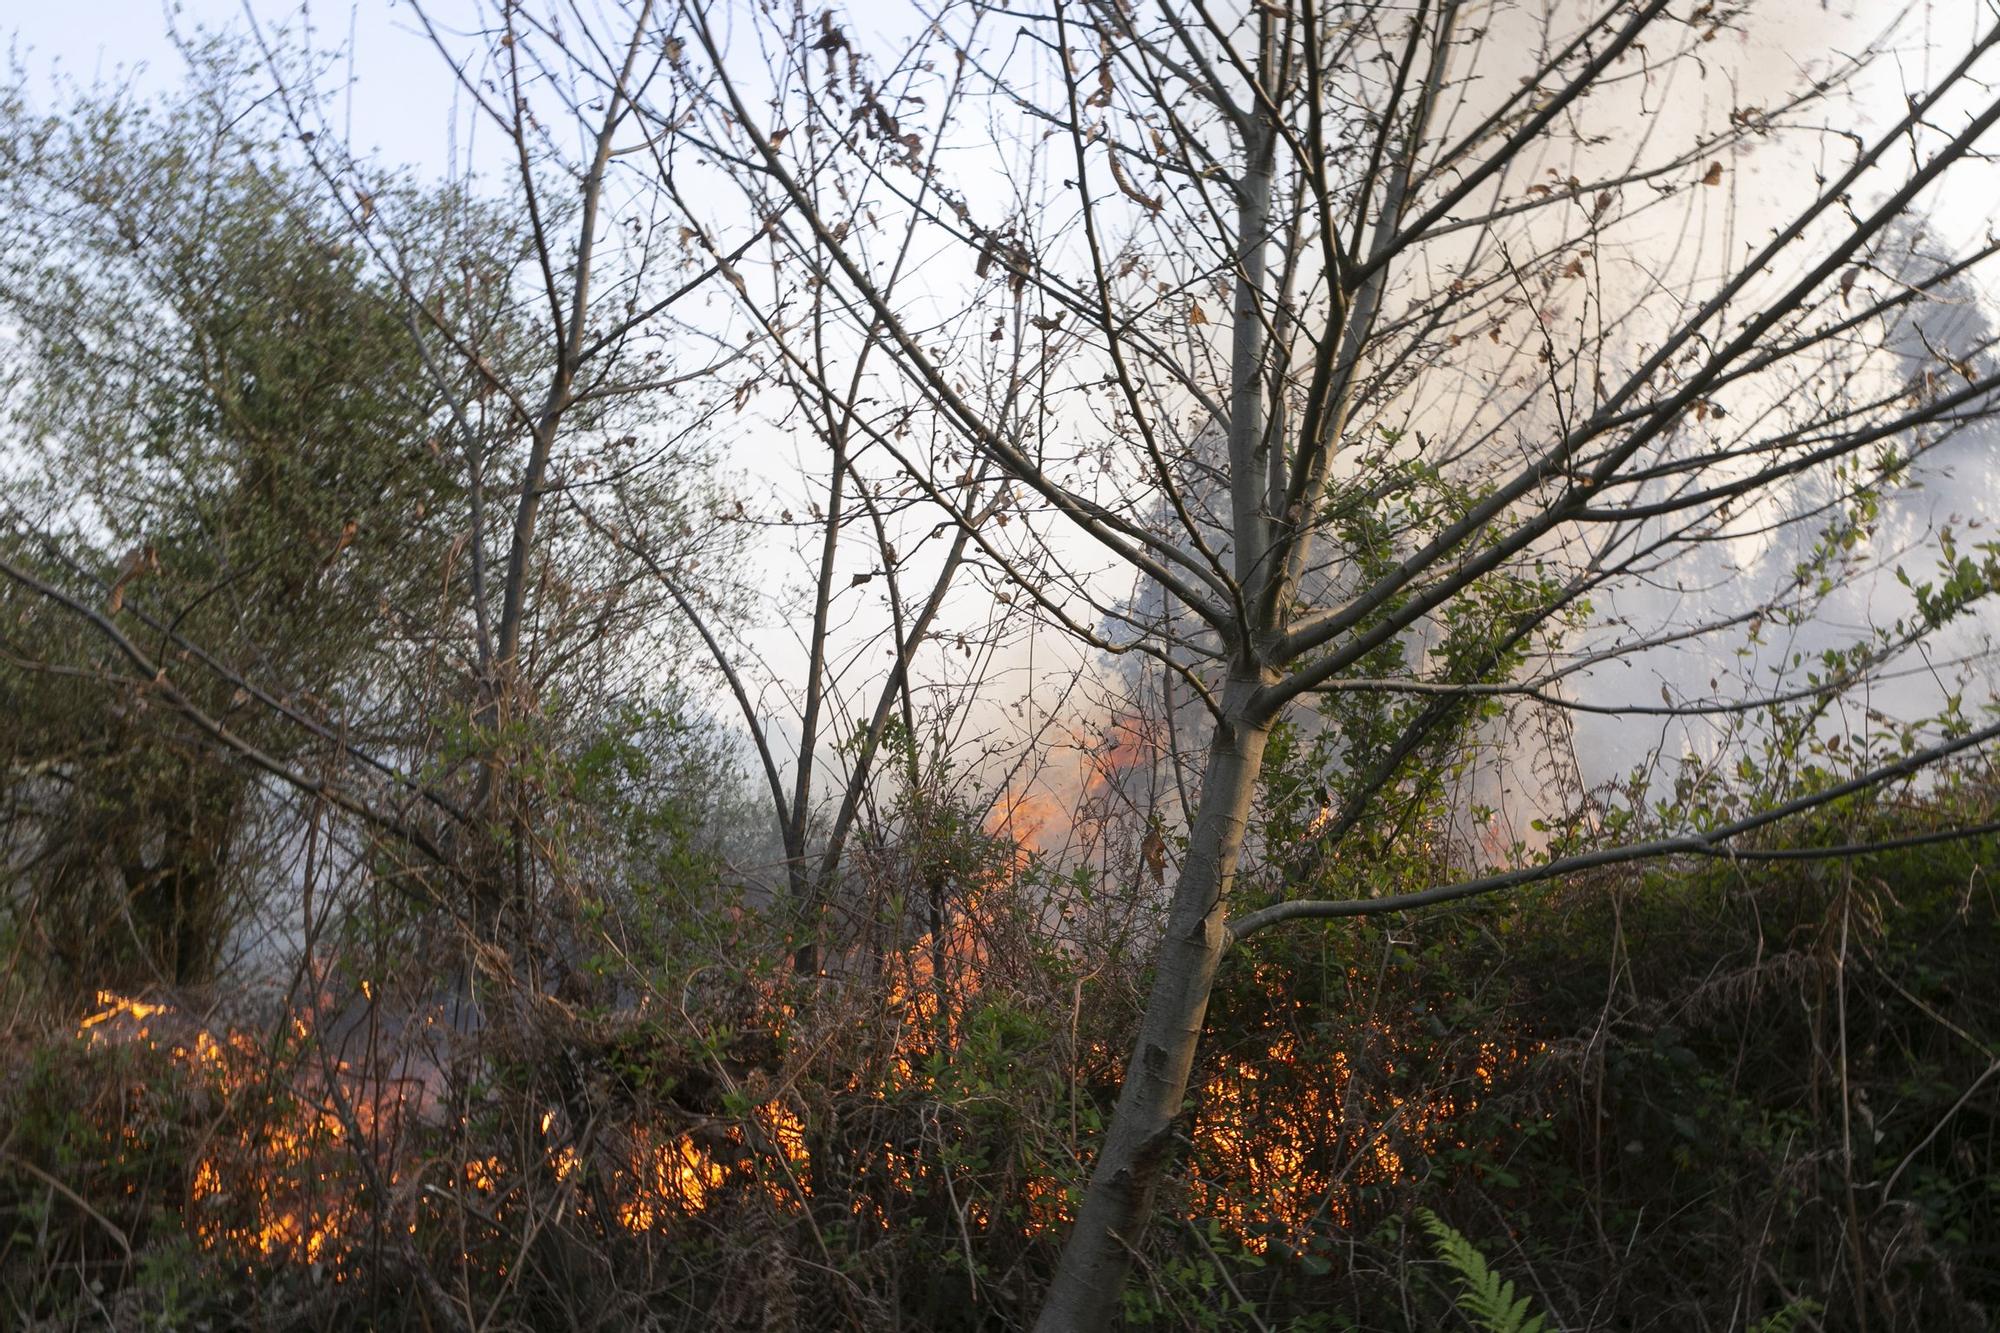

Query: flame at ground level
left=67, top=974, right=1536, bottom=1276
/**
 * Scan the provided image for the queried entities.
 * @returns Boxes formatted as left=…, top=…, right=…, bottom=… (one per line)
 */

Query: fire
left=66, top=856, right=1539, bottom=1281
left=619, top=1133, right=728, bottom=1226
left=78, top=991, right=167, bottom=1036
left=1184, top=981, right=1542, bottom=1251
left=986, top=788, right=1067, bottom=857
left=70, top=989, right=826, bottom=1269
left=985, top=711, right=1172, bottom=860
left=77, top=991, right=362, bottom=1265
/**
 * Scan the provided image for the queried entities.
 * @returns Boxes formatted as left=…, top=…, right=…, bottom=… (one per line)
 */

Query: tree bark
left=1034, top=675, right=1273, bottom=1332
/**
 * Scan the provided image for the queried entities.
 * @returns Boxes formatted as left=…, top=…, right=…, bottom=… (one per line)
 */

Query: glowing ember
left=77, top=991, right=168, bottom=1039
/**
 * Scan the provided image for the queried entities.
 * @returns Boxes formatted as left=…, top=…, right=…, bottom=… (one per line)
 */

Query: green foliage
left=1, top=1033, right=232, bottom=1326
left=1749, top=1299, right=1824, bottom=1333
left=1416, top=1209, right=1548, bottom=1333
left=0, top=57, right=483, bottom=989
left=1181, top=757, right=2000, bottom=1332
left=4, top=759, right=1997, bottom=1330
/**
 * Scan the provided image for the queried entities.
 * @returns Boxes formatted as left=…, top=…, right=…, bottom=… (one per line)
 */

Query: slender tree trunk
left=1038, top=67, right=1283, bottom=1325
left=1034, top=675, right=1273, bottom=1332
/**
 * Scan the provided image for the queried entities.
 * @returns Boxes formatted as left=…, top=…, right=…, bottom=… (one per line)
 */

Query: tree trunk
left=1034, top=676, right=1273, bottom=1332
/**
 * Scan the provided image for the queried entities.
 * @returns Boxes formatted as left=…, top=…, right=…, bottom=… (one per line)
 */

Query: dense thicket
left=4, top=6, right=2000, bottom=1332
left=5, top=781, right=1995, bottom=1330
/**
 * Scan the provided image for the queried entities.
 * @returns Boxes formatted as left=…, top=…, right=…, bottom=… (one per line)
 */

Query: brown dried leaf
left=1140, top=823, right=1166, bottom=883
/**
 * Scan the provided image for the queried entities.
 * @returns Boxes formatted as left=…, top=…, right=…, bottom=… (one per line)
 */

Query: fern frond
left=1415, top=1209, right=1550, bottom=1333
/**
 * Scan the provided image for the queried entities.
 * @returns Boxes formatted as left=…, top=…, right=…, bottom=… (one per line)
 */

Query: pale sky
left=9, top=1, right=459, bottom=169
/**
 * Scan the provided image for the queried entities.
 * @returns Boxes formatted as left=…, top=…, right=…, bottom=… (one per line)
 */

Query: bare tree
left=645, top=0, right=2000, bottom=1324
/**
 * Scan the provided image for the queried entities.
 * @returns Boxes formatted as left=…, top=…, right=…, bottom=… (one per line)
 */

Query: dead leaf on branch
left=1107, top=148, right=1163, bottom=213
left=106, top=545, right=160, bottom=615
left=1140, top=822, right=1166, bottom=883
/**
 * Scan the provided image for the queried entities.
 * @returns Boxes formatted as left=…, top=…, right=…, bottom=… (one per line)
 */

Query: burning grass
left=2, top=827, right=1548, bottom=1327
left=13, top=946, right=1535, bottom=1304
